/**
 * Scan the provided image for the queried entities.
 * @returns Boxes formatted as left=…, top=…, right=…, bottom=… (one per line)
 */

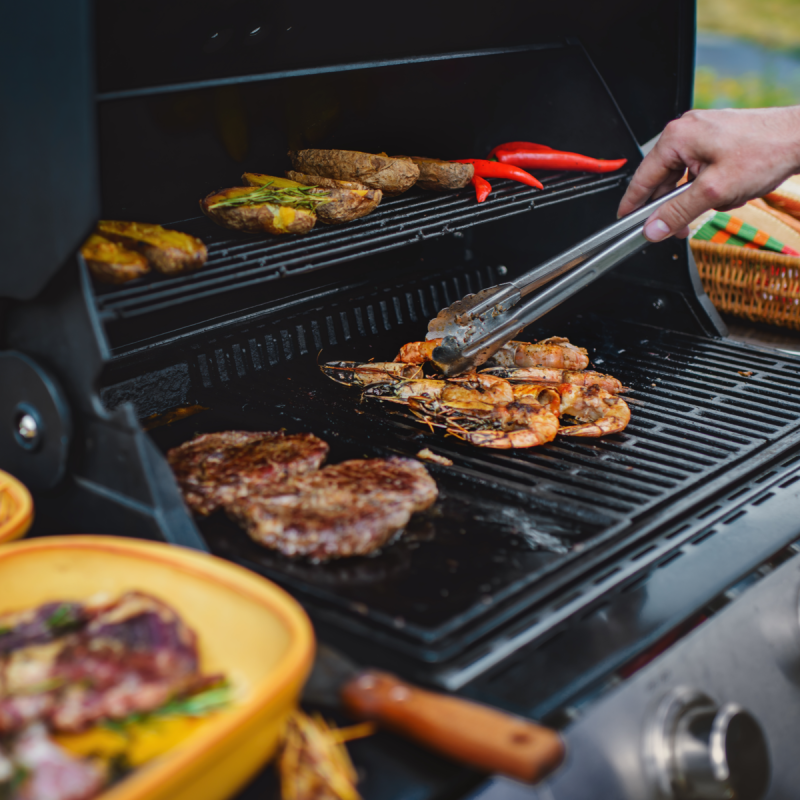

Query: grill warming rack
left=93, top=171, right=626, bottom=323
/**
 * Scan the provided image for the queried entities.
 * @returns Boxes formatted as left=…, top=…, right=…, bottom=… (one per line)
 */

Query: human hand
left=617, top=106, right=800, bottom=241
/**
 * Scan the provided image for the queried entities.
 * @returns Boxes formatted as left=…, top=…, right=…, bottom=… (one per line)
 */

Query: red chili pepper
left=453, top=159, right=544, bottom=190
left=487, top=141, right=555, bottom=159
left=471, top=174, right=492, bottom=203
left=495, top=149, right=628, bottom=174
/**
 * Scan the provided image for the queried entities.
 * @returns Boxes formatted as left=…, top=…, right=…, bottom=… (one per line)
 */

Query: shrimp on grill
left=366, top=378, right=448, bottom=403
left=409, top=396, right=560, bottom=449
left=489, top=337, right=589, bottom=370
left=366, top=372, right=515, bottom=406
left=557, top=383, right=631, bottom=437
left=321, top=361, right=423, bottom=386
left=511, top=384, right=562, bottom=414
left=395, top=336, right=589, bottom=371
left=482, top=366, right=626, bottom=395
left=442, top=372, right=514, bottom=405
left=396, top=340, right=441, bottom=364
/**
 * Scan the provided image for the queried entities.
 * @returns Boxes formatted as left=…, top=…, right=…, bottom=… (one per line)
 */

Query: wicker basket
left=690, top=239, right=800, bottom=330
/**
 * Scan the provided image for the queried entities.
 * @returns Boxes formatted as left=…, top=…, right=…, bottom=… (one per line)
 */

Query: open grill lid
left=0, top=0, right=695, bottom=304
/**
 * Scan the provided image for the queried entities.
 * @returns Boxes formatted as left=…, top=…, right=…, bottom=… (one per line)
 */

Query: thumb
left=643, top=176, right=720, bottom=242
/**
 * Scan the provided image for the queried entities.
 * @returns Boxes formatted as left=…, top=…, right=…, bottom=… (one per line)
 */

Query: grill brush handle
left=340, top=670, right=565, bottom=783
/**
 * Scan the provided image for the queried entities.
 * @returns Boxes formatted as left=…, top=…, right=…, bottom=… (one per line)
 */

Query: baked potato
left=244, top=173, right=382, bottom=224
left=289, top=149, right=419, bottom=196
left=200, top=186, right=317, bottom=235
left=398, top=157, right=474, bottom=190
left=80, top=233, right=151, bottom=284
left=285, top=171, right=368, bottom=191
left=96, top=220, right=207, bottom=276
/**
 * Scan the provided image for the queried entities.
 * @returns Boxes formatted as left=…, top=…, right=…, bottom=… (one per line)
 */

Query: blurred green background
left=695, top=0, right=800, bottom=108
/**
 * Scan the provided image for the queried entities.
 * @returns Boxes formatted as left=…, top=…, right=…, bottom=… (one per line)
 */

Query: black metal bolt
left=653, top=297, right=666, bottom=310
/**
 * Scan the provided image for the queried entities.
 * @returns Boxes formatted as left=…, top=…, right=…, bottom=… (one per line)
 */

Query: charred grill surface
left=138, top=309, right=800, bottom=678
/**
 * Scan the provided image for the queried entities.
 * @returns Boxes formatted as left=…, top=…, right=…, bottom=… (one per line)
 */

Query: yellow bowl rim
left=0, top=535, right=315, bottom=800
left=0, top=470, right=33, bottom=544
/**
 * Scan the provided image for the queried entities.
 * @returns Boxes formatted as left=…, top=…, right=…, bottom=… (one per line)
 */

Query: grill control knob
left=645, top=688, right=769, bottom=800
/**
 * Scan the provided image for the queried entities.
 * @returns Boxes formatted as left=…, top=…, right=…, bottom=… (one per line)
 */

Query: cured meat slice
left=0, top=592, right=210, bottom=734
left=226, top=457, right=438, bottom=561
left=167, top=431, right=329, bottom=516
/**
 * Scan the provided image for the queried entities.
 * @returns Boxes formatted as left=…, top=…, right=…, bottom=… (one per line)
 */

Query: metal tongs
left=427, top=182, right=692, bottom=376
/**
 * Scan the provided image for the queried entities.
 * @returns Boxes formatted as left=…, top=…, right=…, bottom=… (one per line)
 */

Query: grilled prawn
left=409, top=396, right=561, bottom=449
left=482, top=366, right=626, bottom=394
left=395, top=337, right=589, bottom=370
left=320, top=361, right=422, bottom=386
left=557, top=384, right=630, bottom=436
left=489, top=337, right=590, bottom=370
left=395, top=340, right=441, bottom=365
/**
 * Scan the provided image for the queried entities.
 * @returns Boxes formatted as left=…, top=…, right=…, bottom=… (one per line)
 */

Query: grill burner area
left=143, top=314, right=800, bottom=676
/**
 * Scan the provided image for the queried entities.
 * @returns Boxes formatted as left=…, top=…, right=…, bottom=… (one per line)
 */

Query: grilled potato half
left=201, top=187, right=317, bottom=235
left=290, top=149, right=419, bottom=196
left=97, top=220, right=207, bottom=276
left=81, top=234, right=151, bottom=284
left=285, top=172, right=367, bottom=191
left=245, top=173, right=382, bottom=224
left=399, top=157, right=474, bottom=190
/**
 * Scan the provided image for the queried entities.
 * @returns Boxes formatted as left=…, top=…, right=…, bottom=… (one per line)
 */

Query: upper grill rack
left=92, top=170, right=627, bottom=322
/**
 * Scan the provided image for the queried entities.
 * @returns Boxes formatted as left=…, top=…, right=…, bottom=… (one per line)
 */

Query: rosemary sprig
left=209, top=182, right=330, bottom=212
left=102, top=681, right=234, bottom=731
left=153, top=683, right=234, bottom=718
left=45, top=604, right=80, bottom=633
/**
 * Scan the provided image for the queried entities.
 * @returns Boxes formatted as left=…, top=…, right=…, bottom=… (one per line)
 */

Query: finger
left=643, top=174, right=723, bottom=241
left=617, top=143, right=687, bottom=217
left=646, top=170, right=688, bottom=204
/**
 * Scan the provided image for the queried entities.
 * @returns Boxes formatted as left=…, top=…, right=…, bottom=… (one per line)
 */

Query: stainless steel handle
left=438, top=225, right=648, bottom=375
left=511, top=181, right=693, bottom=298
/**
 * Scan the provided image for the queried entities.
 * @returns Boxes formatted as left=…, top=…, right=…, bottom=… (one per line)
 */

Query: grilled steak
left=226, top=457, right=438, bottom=561
left=167, top=431, right=329, bottom=516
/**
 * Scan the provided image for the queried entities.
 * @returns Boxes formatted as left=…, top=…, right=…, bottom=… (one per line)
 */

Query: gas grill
left=3, top=2, right=800, bottom=798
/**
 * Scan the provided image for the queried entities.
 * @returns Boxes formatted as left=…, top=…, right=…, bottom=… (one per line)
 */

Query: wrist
left=779, top=106, right=800, bottom=173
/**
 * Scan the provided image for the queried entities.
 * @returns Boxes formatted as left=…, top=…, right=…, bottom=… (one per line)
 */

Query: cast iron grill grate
left=141, top=270, right=800, bottom=665
left=92, top=170, right=626, bottom=322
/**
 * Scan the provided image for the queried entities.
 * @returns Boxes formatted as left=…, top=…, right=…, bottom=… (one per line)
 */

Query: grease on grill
left=144, top=405, right=208, bottom=431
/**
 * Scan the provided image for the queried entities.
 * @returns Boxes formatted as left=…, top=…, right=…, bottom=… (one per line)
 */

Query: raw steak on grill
left=167, top=430, right=329, bottom=516
left=226, top=457, right=438, bottom=561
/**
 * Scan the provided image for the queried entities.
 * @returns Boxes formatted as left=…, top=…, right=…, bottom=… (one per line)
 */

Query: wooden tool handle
left=340, top=670, right=564, bottom=783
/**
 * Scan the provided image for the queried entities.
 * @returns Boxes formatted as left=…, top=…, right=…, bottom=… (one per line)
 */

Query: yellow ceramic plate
left=0, top=536, right=314, bottom=800
left=0, top=470, right=33, bottom=543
